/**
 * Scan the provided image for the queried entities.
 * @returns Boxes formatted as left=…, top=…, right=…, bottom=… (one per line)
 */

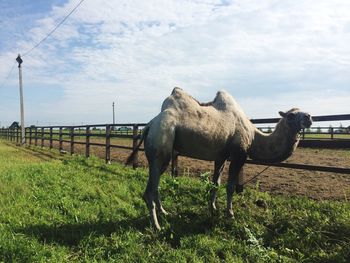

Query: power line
left=0, top=0, right=85, bottom=89
left=0, top=62, right=16, bottom=89
left=22, top=0, right=86, bottom=57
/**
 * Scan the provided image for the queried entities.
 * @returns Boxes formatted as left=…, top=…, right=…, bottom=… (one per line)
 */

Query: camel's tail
left=125, top=124, right=150, bottom=166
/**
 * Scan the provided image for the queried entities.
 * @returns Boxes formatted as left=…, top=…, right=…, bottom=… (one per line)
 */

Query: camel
left=127, top=87, right=312, bottom=230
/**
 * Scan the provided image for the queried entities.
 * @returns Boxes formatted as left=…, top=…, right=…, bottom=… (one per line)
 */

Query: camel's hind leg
left=226, top=153, right=246, bottom=218
left=155, top=157, right=171, bottom=215
left=143, top=160, right=164, bottom=230
left=143, top=117, right=174, bottom=230
left=209, top=158, right=226, bottom=214
left=144, top=157, right=171, bottom=229
left=143, top=156, right=172, bottom=230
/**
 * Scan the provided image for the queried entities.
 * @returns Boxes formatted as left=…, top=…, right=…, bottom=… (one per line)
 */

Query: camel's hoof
left=209, top=203, right=218, bottom=216
left=159, top=207, right=169, bottom=215
left=209, top=202, right=217, bottom=211
left=151, top=211, right=161, bottom=231
left=226, top=210, right=234, bottom=219
left=154, top=224, right=162, bottom=231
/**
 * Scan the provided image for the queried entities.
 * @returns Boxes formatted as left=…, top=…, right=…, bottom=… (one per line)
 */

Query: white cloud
left=0, top=0, right=349, bottom=126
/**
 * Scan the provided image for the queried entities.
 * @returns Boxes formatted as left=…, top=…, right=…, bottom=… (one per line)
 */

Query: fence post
left=59, top=127, right=63, bottom=152
left=29, top=127, right=32, bottom=145
left=132, top=124, right=139, bottom=169
left=41, top=127, right=44, bottom=147
left=302, top=128, right=305, bottom=140
left=34, top=127, right=38, bottom=146
left=331, top=127, right=334, bottom=140
left=70, top=127, right=75, bottom=155
left=236, top=167, right=244, bottom=194
left=171, top=150, right=179, bottom=177
left=16, top=127, right=19, bottom=144
left=105, top=125, right=111, bottom=163
left=49, top=127, right=53, bottom=149
left=86, top=126, right=90, bottom=158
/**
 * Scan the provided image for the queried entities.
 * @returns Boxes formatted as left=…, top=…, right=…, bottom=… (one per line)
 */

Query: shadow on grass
left=15, top=217, right=149, bottom=247
left=15, top=210, right=217, bottom=248
left=5, top=142, right=61, bottom=162
left=158, top=210, right=219, bottom=247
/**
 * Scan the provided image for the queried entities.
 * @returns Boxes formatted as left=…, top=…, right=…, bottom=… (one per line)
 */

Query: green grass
left=303, top=133, right=350, bottom=139
left=0, top=141, right=349, bottom=262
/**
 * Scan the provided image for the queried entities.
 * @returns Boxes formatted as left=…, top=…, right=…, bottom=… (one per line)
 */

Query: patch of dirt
left=40, top=140, right=350, bottom=201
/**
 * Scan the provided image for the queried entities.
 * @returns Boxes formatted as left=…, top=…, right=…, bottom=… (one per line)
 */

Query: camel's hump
left=163, top=87, right=237, bottom=112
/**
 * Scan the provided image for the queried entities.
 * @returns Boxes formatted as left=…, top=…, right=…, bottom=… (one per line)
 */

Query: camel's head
left=279, top=108, right=312, bottom=131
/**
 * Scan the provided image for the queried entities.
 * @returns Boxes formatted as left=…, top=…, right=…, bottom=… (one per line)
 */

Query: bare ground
left=37, top=139, right=350, bottom=201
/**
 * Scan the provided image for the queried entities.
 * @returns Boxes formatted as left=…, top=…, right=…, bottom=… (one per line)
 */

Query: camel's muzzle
left=301, top=115, right=312, bottom=129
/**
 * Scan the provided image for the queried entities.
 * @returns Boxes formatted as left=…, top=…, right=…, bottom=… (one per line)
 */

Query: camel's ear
left=279, top=111, right=287, bottom=118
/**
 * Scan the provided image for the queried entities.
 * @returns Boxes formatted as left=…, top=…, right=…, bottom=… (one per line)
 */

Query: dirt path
left=103, top=147, right=350, bottom=201
left=38, top=140, right=350, bottom=201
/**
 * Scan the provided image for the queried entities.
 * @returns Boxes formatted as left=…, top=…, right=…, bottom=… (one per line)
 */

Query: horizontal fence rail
left=0, top=113, right=349, bottom=176
left=246, top=160, right=350, bottom=175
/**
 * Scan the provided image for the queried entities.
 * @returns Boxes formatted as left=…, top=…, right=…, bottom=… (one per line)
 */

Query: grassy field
left=0, top=141, right=349, bottom=262
left=303, top=133, right=350, bottom=140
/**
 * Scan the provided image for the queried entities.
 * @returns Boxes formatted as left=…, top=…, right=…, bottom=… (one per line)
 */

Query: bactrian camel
left=127, top=87, right=312, bottom=230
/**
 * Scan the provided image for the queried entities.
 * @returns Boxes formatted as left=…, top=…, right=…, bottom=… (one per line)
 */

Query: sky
left=0, top=0, right=349, bottom=127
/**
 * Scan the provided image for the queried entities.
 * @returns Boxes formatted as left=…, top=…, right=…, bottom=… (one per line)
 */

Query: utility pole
left=112, top=101, right=115, bottom=125
left=16, top=54, right=25, bottom=145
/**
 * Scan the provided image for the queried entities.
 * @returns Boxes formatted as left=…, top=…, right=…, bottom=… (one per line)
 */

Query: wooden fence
left=1, top=113, right=350, bottom=175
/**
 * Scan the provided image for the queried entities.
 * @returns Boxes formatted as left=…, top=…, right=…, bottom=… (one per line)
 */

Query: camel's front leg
left=209, top=159, right=226, bottom=214
left=226, top=157, right=245, bottom=218
left=155, top=155, right=172, bottom=216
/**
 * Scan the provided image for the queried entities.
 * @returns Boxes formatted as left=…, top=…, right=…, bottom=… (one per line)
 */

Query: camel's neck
left=248, top=120, right=299, bottom=163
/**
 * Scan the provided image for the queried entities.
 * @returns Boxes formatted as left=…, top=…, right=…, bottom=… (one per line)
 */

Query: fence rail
left=1, top=113, right=349, bottom=175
